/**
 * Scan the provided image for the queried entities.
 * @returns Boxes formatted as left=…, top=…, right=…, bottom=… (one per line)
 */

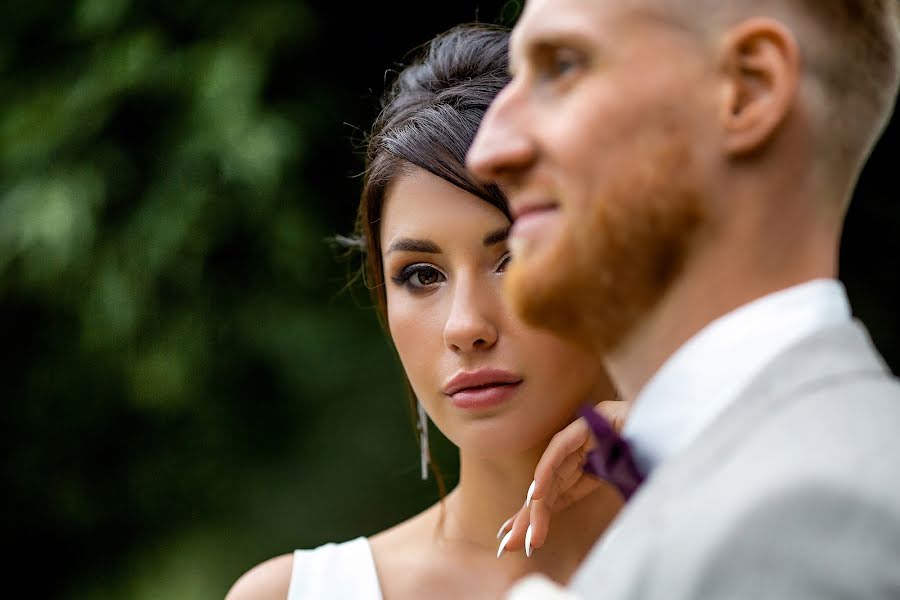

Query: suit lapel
left=575, top=320, right=889, bottom=590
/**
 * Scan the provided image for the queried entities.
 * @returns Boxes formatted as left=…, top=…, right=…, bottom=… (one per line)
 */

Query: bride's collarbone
left=374, top=536, right=549, bottom=600
left=377, top=554, right=513, bottom=600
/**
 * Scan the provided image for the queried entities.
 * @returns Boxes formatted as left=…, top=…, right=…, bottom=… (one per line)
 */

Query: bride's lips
left=443, top=369, right=524, bottom=410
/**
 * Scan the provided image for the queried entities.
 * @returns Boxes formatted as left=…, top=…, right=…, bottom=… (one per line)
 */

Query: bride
left=227, top=24, right=628, bottom=600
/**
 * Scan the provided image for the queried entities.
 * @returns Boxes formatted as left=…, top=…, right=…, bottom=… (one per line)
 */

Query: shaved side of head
left=638, top=0, right=900, bottom=189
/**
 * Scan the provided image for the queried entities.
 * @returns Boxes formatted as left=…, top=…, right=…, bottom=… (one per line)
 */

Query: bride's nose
left=443, top=276, right=499, bottom=353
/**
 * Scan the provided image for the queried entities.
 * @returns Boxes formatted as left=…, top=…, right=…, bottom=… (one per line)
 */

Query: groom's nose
left=467, top=81, right=536, bottom=187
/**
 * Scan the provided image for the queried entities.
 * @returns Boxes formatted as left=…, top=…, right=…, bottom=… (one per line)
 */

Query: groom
left=468, top=0, right=900, bottom=598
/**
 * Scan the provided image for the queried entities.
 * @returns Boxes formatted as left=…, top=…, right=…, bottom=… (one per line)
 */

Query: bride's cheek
left=388, top=301, right=440, bottom=394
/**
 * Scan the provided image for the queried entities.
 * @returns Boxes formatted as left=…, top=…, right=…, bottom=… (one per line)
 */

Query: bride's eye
left=392, top=264, right=446, bottom=291
left=496, top=252, right=512, bottom=273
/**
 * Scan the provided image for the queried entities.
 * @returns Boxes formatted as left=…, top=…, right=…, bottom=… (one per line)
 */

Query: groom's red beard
left=505, top=141, right=707, bottom=355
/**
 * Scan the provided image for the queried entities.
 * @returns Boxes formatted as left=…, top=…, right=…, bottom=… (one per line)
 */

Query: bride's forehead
left=381, top=171, right=509, bottom=241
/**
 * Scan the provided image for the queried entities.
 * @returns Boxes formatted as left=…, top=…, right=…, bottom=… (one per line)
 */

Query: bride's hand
left=495, top=397, right=632, bottom=558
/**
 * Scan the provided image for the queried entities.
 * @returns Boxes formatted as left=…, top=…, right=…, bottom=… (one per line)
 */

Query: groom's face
left=467, top=0, right=717, bottom=352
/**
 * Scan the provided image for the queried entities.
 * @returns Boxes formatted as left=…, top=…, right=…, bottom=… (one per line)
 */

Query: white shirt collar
left=623, top=279, right=852, bottom=475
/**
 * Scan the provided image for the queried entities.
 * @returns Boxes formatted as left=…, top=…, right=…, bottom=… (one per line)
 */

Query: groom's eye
left=551, top=52, right=579, bottom=77
left=536, top=46, right=584, bottom=82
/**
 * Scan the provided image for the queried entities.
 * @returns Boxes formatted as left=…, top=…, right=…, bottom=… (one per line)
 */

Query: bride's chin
left=446, top=418, right=555, bottom=459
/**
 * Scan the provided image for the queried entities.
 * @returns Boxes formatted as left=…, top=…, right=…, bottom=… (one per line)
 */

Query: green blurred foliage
left=1, top=0, right=895, bottom=598
left=1, top=1, right=414, bottom=597
left=1, top=1, right=523, bottom=597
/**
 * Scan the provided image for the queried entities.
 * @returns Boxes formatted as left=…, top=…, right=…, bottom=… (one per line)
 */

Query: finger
left=532, top=419, right=591, bottom=503
left=542, top=451, right=584, bottom=513
left=548, top=450, right=589, bottom=504
left=527, top=495, right=551, bottom=553
left=556, top=476, right=604, bottom=510
left=595, top=399, right=632, bottom=432
left=495, top=509, right=518, bottom=557
left=509, top=504, right=531, bottom=548
left=497, top=503, right=531, bottom=556
left=526, top=450, right=584, bottom=555
left=528, top=476, right=605, bottom=557
left=496, top=515, right=515, bottom=540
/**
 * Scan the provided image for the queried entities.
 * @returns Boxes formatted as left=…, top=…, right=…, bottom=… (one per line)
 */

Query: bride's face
left=381, top=167, right=610, bottom=456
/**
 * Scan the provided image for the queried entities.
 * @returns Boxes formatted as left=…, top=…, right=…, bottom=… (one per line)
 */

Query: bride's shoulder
left=225, top=553, right=293, bottom=600
left=370, top=504, right=464, bottom=595
left=227, top=538, right=378, bottom=600
left=370, top=502, right=440, bottom=565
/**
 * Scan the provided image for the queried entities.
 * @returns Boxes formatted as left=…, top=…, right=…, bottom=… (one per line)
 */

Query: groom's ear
left=716, top=18, right=801, bottom=157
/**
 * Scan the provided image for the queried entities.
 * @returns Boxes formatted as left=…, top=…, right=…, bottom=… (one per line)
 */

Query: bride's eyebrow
left=483, top=226, right=511, bottom=247
left=386, top=238, right=442, bottom=255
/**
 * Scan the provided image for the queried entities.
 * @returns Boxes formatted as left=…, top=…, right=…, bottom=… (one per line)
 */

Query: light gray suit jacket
left=570, top=320, right=900, bottom=599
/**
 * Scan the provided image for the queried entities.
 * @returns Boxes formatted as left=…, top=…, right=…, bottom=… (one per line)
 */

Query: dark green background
left=2, top=1, right=896, bottom=598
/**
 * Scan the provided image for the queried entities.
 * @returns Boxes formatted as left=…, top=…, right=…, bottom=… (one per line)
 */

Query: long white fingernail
left=497, top=530, right=513, bottom=558
left=496, top=517, right=514, bottom=540
left=525, top=524, right=534, bottom=558
left=525, top=480, right=536, bottom=508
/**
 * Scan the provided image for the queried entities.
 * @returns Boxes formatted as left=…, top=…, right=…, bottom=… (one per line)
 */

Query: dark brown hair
left=348, top=24, right=512, bottom=483
left=357, top=24, right=511, bottom=327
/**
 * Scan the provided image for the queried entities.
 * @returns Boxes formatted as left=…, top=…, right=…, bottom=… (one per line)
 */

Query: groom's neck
left=604, top=236, right=838, bottom=403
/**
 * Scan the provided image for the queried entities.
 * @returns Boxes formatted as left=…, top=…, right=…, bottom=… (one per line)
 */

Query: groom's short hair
left=648, top=0, right=899, bottom=175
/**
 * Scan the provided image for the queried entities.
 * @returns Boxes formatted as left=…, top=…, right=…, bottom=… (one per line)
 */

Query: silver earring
left=417, top=400, right=430, bottom=480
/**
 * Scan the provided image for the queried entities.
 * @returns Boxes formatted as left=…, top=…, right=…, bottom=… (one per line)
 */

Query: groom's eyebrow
left=483, top=227, right=510, bottom=247
left=386, top=238, right=442, bottom=254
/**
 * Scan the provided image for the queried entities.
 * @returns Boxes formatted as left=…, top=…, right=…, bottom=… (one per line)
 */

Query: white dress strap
left=288, top=537, right=383, bottom=599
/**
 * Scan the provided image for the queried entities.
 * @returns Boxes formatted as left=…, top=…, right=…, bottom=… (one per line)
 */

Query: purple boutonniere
left=578, top=404, right=645, bottom=500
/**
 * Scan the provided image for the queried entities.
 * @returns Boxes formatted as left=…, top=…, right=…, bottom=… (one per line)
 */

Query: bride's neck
left=446, top=448, right=544, bottom=547
left=429, top=446, right=622, bottom=584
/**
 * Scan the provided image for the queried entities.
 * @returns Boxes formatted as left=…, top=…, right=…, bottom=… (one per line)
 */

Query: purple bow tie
left=578, top=404, right=645, bottom=500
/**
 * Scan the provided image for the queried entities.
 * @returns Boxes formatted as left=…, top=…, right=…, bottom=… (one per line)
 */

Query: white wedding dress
left=288, top=537, right=383, bottom=599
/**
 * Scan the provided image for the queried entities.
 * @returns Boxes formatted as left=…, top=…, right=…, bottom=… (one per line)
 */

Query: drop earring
left=417, top=400, right=430, bottom=480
